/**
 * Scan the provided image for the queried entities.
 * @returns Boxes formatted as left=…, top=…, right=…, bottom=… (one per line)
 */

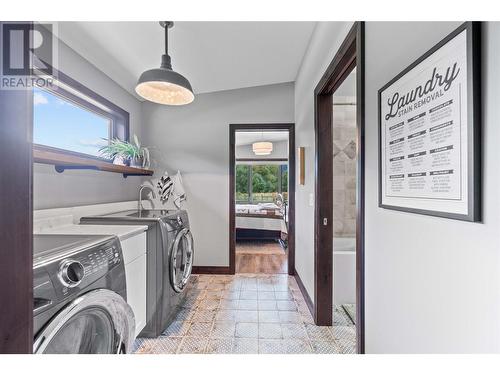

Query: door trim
left=229, top=123, right=295, bottom=275
left=0, top=21, right=34, bottom=354
left=313, top=22, right=365, bottom=354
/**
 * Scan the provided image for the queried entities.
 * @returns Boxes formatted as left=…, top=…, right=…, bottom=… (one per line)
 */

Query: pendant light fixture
left=252, top=132, right=273, bottom=156
left=135, top=21, right=194, bottom=106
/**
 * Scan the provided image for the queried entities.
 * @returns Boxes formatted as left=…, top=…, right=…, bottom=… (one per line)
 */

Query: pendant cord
left=165, top=26, right=169, bottom=55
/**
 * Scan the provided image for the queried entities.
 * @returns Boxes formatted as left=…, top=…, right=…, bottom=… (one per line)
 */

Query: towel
left=157, top=171, right=174, bottom=203
left=171, top=170, right=187, bottom=208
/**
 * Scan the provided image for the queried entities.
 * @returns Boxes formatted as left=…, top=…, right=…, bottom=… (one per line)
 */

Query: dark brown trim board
left=229, top=123, right=296, bottom=275
left=192, top=266, right=232, bottom=275
left=313, top=22, right=365, bottom=354
left=0, top=22, right=34, bottom=353
left=294, top=270, right=314, bottom=317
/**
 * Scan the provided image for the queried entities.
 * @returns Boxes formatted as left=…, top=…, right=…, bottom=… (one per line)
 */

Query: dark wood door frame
left=0, top=21, right=34, bottom=353
left=314, top=22, right=365, bottom=354
left=229, top=123, right=295, bottom=275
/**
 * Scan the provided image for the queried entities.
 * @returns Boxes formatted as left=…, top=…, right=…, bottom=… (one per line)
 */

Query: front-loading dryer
left=33, top=234, right=135, bottom=354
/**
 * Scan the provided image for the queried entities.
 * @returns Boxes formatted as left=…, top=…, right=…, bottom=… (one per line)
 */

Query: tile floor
left=133, top=274, right=356, bottom=354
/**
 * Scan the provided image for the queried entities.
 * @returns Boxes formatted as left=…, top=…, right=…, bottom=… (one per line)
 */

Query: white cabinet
left=120, top=232, right=147, bottom=337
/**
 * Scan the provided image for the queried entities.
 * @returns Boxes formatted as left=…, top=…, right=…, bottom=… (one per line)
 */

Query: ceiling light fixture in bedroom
left=135, top=21, right=194, bottom=106
left=252, top=133, right=273, bottom=156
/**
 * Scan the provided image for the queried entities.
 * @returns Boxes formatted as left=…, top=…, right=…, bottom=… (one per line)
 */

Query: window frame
left=235, top=162, right=288, bottom=204
left=33, top=64, right=130, bottom=162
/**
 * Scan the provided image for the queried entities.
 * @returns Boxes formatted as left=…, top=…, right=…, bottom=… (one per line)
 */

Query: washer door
left=170, top=228, right=194, bottom=293
left=34, top=289, right=135, bottom=354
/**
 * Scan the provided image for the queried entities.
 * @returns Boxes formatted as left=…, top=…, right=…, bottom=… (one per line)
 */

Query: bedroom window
left=33, top=68, right=129, bottom=159
left=235, top=163, right=288, bottom=203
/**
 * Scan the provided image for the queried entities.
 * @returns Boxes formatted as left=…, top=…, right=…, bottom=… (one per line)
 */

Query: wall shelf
left=33, top=146, right=154, bottom=178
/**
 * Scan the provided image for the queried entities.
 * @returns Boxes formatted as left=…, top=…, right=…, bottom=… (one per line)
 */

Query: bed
left=235, top=203, right=288, bottom=241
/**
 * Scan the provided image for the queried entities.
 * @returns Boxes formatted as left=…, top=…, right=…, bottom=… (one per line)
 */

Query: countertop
left=36, top=223, right=148, bottom=241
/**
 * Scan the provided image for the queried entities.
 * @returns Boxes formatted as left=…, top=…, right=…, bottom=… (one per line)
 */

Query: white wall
left=294, top=21, right=500, bottom=353
left=365, top=22, right=500, bottom=353
left=141, top=83, right=294, bottom=267
left=34, top=38, right=144, bottom=209
left=294, top=22, right=353, bottom=300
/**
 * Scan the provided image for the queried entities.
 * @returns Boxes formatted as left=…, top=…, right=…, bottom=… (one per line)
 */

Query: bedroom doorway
left=229, top=124, right=295, bottom=275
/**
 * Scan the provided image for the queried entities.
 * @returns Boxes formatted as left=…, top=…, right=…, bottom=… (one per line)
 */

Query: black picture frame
left=378, top=21, right=481, bottom=222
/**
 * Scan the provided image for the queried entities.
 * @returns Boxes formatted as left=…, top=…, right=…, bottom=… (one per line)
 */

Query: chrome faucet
left=138, top=184, right=157, bottom=211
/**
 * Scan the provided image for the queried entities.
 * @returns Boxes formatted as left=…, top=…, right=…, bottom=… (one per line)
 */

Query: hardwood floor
left=235, top=240, right=287, bottom=274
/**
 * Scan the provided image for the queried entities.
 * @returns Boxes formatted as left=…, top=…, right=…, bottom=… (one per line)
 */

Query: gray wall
left=364, top=22, right=500, bottom=353
left=33, top=38, right=144, bottom=209
left=142, top=82, right=294, bottom=267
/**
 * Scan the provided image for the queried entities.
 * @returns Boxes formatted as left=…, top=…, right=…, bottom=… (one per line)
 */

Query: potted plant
left=99, top=135, right=150, bottom=169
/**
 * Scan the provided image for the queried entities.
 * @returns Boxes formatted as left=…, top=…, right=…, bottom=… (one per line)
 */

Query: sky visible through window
left=33, top=87, right=110, bottom=157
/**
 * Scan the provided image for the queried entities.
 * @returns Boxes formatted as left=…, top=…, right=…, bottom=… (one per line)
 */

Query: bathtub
left=333, top=237, right=356, bottom=305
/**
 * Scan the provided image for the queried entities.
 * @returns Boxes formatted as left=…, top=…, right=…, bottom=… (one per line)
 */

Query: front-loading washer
left=33, top=234, right=135, bottom=354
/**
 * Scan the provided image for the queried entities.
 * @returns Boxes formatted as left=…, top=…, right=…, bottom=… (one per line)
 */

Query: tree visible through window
left=236, top=163, right=288, bottom=203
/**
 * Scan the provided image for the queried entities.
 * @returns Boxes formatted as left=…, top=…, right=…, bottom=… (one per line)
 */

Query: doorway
left=229, top=124, right=295, bottom=275
left=314, top=22, right=365, bottom=353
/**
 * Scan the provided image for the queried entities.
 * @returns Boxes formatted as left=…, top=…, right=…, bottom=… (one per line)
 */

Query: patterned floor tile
left=258, top=310, right=280, bottom=323
left=233, top=338, right=259, bottom=354
left=277, top=300, right=298, bottom=311
left=258, top=300, right=278, bottom=311
left=215, top=309, right=238, bottom=321
left=162, top=320, right=191, bottom=337
left=134, top=337, right=182, bottom=354
left=177, top=337, right=208, bottom=354
left=206, top=338, right=234, bottom=354
left=192, top=309, right=217, bottom=322
left=259, top=339, right=286, bottom=354
left=278, top=311, right=302, bottom=323
left=258, top=323, right=283, bottom=339
left=235, top=322, right=259, bottom=338
left=331, top=325, right=356, bottom=341
left=240, top=290, right=258, bottom=300
left=132, top=274, right=356, bottom=355
left=337, top=338, right=356, bottom=354
left=305, top=324, right=334, bottom=341
left=198, top=298, right=220, bottom=310
left=283, top=339, right=313, bottom=354
left=238, top=299, right=258, bottom=310
left=311, top=340, right=340, bottom=354
left=281, top=323, right=308, bottom=339
left=186, top=322, right=213, bottom=337
left=235, top=310, right=259, bottom=322
left=211, top=321, right=236, bottom=338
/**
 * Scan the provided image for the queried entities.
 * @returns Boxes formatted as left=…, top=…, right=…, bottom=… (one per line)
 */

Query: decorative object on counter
left=135, top=21, right=194, bottom=106
left=378, top=22, right=481, bottom=222
left=298, top=147, right=305, bottom=185
left=157, top=171, right=174, bottom=203
left=99, top=134, right=150, bottom=169
left=171, top=171, right=187, bottom=208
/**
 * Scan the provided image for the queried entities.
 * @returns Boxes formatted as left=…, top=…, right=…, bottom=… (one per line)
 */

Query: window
left=235, top=163, right=288, bottom=203
left=33, top=68, right=129, bottom=159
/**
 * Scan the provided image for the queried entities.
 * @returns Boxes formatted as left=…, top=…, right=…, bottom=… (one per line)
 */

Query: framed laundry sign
left=378, top=22, right=481, bottom=222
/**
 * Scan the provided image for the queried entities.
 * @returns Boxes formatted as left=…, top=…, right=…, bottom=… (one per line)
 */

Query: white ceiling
left=235, top=131, right=288, bottom=146
left=57, top=21, right=316, bottom=98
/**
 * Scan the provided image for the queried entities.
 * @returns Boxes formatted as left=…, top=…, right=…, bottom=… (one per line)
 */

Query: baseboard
left=192, top=266, right=233, bottom=275
left=294, top=269, right=314, bottom=317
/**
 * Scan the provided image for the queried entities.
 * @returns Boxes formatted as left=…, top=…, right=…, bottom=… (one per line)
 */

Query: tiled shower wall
left=332, top=101, right=357, bottom=237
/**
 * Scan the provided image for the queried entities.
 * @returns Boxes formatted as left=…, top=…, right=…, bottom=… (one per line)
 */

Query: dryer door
left=170, top=228, right=194, bottom=293
left=34, top=289, right=135, bottom=354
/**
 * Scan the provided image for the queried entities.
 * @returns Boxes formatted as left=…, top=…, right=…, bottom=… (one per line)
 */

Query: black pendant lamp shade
left=135, top=21, right=194, bottom=105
